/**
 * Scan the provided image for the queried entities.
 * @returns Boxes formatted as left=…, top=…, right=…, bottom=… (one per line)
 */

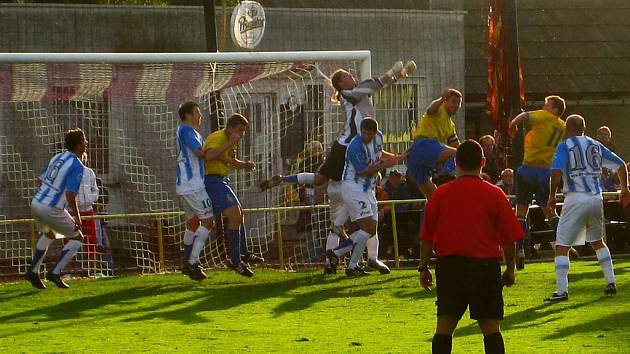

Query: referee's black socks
left=432, top=334, right=452, bottom=354
left=483, top=332, right=505, bottom=354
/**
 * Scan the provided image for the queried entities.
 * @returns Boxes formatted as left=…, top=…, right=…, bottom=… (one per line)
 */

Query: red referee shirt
left=421, top=175, right=523, bottom=259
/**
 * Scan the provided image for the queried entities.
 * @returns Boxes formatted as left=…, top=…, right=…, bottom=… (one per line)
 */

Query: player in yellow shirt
left=508, top=95, right=566, bottom=269
left=203, top=113, right=261, bottom=277
left=406, top=88, right=462, bottom=199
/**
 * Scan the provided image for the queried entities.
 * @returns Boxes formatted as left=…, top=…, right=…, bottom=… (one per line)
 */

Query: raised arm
left=508, top=111, right=529, bottom=139
left=426, top=97, right=444, bottom=116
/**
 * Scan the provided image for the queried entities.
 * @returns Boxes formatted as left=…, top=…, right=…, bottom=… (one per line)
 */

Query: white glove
left=402, top=60, right=417, bottom=76
left=395, top=60, right=417, bottom=80
left=385, top=61, right=404, bottom=78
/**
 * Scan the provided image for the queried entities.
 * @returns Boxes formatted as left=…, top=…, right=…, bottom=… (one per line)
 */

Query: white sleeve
left=85, top=169, right=99, bottom=206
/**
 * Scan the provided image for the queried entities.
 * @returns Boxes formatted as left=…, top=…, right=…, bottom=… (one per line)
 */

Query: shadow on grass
left=0, top=284, right=198, bottom=324
left=452, top=293, right=612, bottom=338
left=543, top=309, right=630, bottom=340
left=0, top=289, right=41, bottom=302
left=568, top=265, right=630, bottom=283
left=123, top=273, right=412, bottom=323
left=271, top=276, right=416, bottom=317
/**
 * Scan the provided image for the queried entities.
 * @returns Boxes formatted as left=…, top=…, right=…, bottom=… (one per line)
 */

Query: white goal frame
left=0, top=50, right=372, bottom=80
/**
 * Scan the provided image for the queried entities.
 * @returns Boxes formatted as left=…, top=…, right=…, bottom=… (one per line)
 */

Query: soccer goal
left=0, top=51, right=420, bottom=277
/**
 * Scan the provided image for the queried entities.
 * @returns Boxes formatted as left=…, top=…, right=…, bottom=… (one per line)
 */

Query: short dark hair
left=65, top=128, right=85, bottom=151
left=226, top=113, right=249, bottom=128
left=456, top=139, right=484, bottom=171
left=360, top=117, right=378, bottom=132
left=178, top=101, right=199, bottom=121
left=545, top=95, right=566, bottom=117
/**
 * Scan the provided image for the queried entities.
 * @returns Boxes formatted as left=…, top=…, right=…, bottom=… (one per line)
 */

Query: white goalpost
left=0, top=51, right=377, bottom=276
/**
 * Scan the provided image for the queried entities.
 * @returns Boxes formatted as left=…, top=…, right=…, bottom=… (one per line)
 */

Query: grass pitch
left=1, top=260, right=630, bottom=353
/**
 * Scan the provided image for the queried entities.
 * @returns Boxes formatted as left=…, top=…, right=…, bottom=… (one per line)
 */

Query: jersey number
left=568, top=144, right=602, bottom=171
left=202, top=199, right=212, bottom=209
left=546, top=127, right=564, bottom=147
left=45, top=160, right=65, bottom=182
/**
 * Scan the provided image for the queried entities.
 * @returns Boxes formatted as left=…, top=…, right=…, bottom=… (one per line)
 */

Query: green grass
left=2, top=260, right=630, bottom=353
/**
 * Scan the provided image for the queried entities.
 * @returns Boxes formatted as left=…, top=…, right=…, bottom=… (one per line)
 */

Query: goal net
left=0, top=51, right=422, bottom=278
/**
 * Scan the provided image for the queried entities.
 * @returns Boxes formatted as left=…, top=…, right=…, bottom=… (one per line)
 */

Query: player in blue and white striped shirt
left=327, top=118, right=406, bottom=276
left=25, top=128, right=87, bottom=289
left=176, top=101, right=215, bottom=281
left=546, top=115, right=630, bottom=301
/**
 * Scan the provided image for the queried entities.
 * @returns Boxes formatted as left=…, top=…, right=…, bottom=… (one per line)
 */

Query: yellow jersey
left=523, top=110, right=565, bottom=167
left=203, top=129, right=237, bottom=176
left=412, top=104, right=459, bottom=145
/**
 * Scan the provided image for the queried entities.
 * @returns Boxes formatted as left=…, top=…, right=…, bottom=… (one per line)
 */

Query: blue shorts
left=204, top=175, right=240, bottom=215
left=514, top=165, right=551, bottom=207
left=406, top=138, right=447, bottom=186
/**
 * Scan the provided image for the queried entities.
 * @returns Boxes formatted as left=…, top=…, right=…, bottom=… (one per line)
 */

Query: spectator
left=496, top=168, right=514, bottom=195
left=596, top=126, right=619, bottom=191
left=479, top=135, right=500, bottom=183
left=383, top=169, right=412, bottom=212
left=596, top=126, right=617, bottom=152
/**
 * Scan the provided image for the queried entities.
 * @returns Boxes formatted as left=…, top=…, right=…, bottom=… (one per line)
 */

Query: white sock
left=326, top=232, right=340, bottom=251
left=52, top=239, right=82, bottom=275
left=183, top=229, right=195, bottom=246
left=348, top=230, right=370, bottom=269
left=189, top=225, right=210, bottom=265
left=297, top=173, right=315, bottom=184
left=367, top=234, right=379, bottom=261
left=555, top=255, right=570, bottom=294
left=31, top=236, right=54, bottom=271
left=325, top=232, right=340, bottom=266
left=596, top=247, right=615, bottom=285
left=335, top=205, right=348, bottom=225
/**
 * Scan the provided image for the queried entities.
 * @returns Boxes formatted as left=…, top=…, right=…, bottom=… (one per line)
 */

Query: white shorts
left=31, top=200, right=81, bottom=239
left=180, top=190, right=214, bottom=220
left=556, top=193, right=604, bottom=247
left=327, top=181, right=349, bottom=226
left=341, top=181, right=378, bottom=222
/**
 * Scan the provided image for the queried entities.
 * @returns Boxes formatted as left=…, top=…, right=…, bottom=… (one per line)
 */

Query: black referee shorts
left=435, top=256, right=504, bottom=321
left=317, top=141, right=347, bottom=182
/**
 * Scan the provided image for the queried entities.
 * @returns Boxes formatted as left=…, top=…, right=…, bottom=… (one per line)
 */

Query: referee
left=419, top=140, right=523, bottom=354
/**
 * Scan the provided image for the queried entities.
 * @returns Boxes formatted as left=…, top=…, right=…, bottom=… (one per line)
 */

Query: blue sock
left=184, top=243, right=193, bottom=262
left=226, top=229, right=241, bottom=265
left=30, top=249, right=46, bottom=270
left=239, top=224, right=248, bottom=256
left=282, top=175, right=298, bottom=184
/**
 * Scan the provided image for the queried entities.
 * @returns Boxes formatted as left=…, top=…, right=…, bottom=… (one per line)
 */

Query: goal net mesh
left=0, top=57, right=421, bottom=277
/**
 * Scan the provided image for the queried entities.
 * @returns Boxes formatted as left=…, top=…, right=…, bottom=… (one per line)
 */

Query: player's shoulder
left=206, top=129, right=224, bottom=141
left=347, top=136, right=363, bottom=150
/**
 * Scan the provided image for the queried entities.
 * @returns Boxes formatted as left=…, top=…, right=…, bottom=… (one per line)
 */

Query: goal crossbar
left=0, top=50, right=372, bottom=80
